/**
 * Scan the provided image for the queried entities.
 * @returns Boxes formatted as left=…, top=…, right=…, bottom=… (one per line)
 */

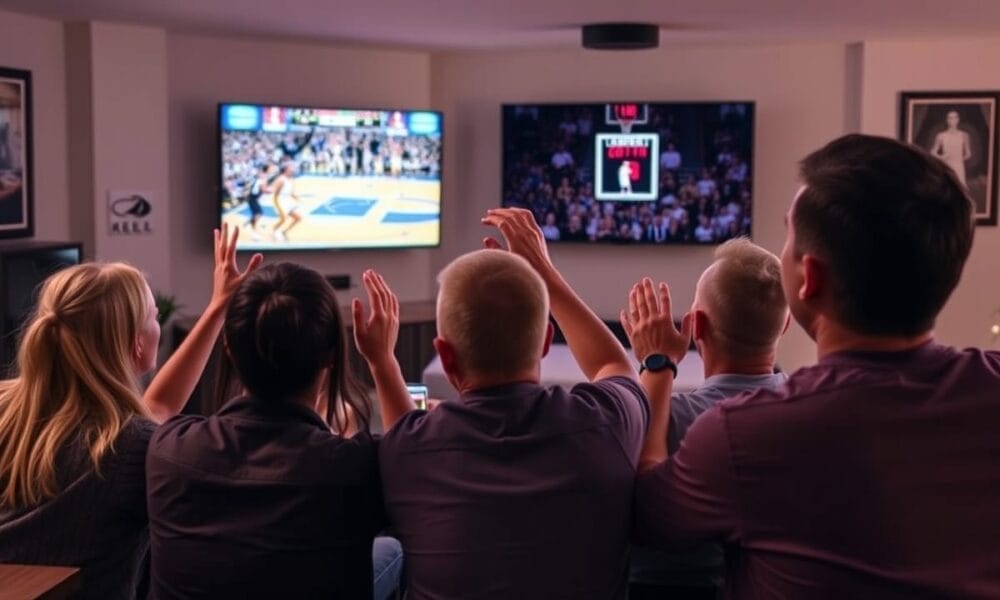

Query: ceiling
left=2, top=0, right=1000, bottom=50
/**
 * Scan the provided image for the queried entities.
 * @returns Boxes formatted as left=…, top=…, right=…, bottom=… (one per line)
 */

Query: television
left=501, top=102, right=754, bottom=245
left=219, top=103, right=442, bottom=251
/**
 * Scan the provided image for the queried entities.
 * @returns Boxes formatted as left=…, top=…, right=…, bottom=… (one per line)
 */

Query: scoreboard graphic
left=594, top=103, right=659, bottom=201
left=594, top=133, right=659, bottom=201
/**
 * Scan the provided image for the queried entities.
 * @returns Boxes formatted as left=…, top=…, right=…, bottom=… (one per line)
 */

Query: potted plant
left=155, top=292, right=181, bottom=327
left=154, top=292, right=183, bottom=368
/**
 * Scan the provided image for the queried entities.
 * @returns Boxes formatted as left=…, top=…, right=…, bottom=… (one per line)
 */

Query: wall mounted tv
left=501, top=102, right=754, bottom=245
left=219, top=103, right=442, bottom=251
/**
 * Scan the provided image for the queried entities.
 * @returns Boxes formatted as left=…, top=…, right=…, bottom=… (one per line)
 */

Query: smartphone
left=406, top=384, right=429, bottom=410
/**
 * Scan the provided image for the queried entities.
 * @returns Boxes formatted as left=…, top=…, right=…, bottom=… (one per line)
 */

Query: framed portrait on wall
left=900, top=91, right=999, bottom=226
left=0, top=67, right=33, bottom=239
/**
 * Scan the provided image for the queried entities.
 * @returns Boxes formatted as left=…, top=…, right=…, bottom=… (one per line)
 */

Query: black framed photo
left=0, top=67, right=33, bottom=239
left=900, top=91, right=999, bottom=226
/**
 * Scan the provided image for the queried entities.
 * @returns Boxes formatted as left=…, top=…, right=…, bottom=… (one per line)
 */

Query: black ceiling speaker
left=582, top=23, right=659, bottom=50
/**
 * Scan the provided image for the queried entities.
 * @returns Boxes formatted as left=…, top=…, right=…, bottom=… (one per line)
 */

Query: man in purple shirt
left=629, top=134, right=1000, bottom=598
left=355, top=209, right=648, bottom=598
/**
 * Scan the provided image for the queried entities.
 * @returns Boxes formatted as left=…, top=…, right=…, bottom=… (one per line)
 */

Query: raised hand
left=620, top=278, right=692, bottom=365
left=352, top=269, right=400, bottom=366
left=352, top=270, right=412, bottom=429
left=143, top=224, right=262, bottom=423
left=480, top=208, right=554, bottom=274
left=211, top=222, right=263, bottom=310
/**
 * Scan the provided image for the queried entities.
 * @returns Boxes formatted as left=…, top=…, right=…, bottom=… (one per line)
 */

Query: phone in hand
left=406, top=384, right=429, bottom=410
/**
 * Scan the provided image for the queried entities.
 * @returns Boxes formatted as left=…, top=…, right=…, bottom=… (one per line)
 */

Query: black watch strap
left=639, top=353, right=678, bottom=377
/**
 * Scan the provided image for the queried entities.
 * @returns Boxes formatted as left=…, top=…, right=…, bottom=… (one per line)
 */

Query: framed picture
left=0, top=67, right=33, bottom=239
left=900, top=91, right=999, bottom=226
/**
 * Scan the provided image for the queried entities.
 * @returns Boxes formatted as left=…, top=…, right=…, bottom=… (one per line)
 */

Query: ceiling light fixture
left=582, top=23, right=659, bottom=50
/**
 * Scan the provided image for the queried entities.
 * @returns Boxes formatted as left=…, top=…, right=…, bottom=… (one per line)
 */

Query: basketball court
left=222, top=174, right=440, bottom=250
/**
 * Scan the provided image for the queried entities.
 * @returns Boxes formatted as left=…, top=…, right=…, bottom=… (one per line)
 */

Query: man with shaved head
left=664, top=238, right=789, bottom=449
left=371, top=208, right=650, bottom=599
left=628, top=238, right=789, bottom=599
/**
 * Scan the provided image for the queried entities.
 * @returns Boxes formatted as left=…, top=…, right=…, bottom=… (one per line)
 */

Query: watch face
left=644, top=354, right=669, bottom=371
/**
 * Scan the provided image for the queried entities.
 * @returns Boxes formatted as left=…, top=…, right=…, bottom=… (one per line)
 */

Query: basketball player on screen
left=243, top=164, right=276, bottom=241
left=271, top=162, right=304, bottom=242
left=277, top=126, right=316, bottom=162
left=619, top=160, right=634, bottom=194
left=389, top=140, right=404, bottom=178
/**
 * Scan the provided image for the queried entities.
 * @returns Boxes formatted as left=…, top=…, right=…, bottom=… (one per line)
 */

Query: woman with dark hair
left=146, top=262, right=402, bottom=599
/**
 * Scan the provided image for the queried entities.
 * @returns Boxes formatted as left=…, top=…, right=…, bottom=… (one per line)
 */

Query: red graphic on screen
left=606, top=146, right=649, bottom=159
left=264, top=107, right=285, bottom=126
left=613, top=104, right=639, bottom=121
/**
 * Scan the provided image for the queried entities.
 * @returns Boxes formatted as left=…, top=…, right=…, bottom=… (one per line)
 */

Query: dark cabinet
left=0, top=241, right=83, bottom=376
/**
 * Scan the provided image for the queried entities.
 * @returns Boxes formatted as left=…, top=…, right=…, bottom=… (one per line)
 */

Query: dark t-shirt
left=380, top=376, right=648, bottom=599
left=0, top=417, right=155, bottom=600
left=146, top=396, right=385, bottom=599
left=635, top=342, right=1000, bottom=599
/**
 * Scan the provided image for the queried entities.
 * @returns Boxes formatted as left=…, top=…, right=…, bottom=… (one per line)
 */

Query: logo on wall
left=108, top=191, right=154, bottom=235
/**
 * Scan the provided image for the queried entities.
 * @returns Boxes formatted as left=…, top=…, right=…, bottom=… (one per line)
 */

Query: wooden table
left=0, top=564, right=80, bottom=600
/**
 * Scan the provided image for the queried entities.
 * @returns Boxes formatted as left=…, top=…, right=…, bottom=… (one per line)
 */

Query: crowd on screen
left=503, top=105, right=754, bottom=244
left=221, top=128, right=441, bottom=207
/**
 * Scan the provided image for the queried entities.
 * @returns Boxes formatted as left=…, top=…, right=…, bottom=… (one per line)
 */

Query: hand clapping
left=620, top=278, right=692, bottom=366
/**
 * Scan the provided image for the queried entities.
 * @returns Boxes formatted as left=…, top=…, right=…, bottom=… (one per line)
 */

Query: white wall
left=860, top=37, right=1000, bottom=350
left=166, top=33, right=433, bottom=311
left=0, top=8, right=69, bottom=242
left=431, top=43, right=852, bottom=371
left=89, top=22, right=172, bottom=290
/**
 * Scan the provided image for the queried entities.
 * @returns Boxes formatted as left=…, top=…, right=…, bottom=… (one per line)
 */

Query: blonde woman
left=0, top=224, right=261, bottom=599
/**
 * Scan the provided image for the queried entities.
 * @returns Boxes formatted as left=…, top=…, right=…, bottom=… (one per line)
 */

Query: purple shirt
left=380, top=376, right=648, bottom=599
left=147, top=396, right=385, bottom=599
left=636, top=342, right=1000, bottom=599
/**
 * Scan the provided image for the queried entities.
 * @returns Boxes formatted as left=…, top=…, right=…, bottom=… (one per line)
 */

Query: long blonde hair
left=0, top=263, right=151, bottom=509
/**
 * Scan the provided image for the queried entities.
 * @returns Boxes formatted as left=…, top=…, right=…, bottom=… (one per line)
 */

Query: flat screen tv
left=501, top=102, right=754, bottom=245
left=219, top=103, right=442, bottom=251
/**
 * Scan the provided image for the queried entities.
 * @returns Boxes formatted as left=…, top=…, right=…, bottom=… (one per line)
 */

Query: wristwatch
left=639, top=353, right=678, bottom=377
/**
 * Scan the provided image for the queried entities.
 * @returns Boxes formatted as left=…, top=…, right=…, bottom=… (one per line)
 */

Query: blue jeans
left=373, top=536, right=404, bottom=600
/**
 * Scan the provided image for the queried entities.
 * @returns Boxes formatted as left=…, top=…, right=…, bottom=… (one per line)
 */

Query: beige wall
left=89, top=22, right=172, bottom=290
left=431, top=43, right=852, bottom=371
left=0, top=8, right=69, bottom=241
left=4, top=8, right=997, bottom=364
left=64, top=22, right=96, bottom=256
left=166, top=33, right=433, bottom=310
left=860, top=37, right=1000, bottom=350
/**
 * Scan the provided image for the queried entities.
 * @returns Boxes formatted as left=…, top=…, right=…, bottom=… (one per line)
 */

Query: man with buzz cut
left=626, top=237, right=789, bottom=600
left=356, top=207, right=650, bottom=599
left=628, top=133, right=1000, bottom=599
